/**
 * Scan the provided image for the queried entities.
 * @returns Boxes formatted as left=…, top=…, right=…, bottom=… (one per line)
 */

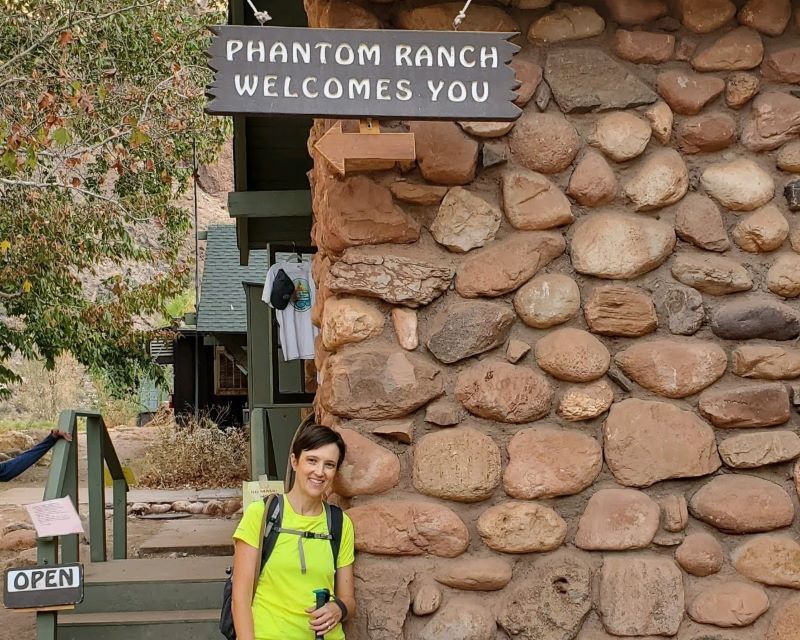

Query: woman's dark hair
left=291, top=423, right=347, bottom=469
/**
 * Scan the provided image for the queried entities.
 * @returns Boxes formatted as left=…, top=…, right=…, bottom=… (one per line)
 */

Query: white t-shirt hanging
left=263, top=261, right=317, bottom=361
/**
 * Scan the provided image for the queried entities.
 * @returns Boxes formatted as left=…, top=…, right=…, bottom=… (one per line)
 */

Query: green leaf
left=52, top=127, right=71, bottom=146
left=25, top=148, right=37, bottom=170
left=1, top=151, right=18, bottom=173
left=129, top=128, right=151, bottom=147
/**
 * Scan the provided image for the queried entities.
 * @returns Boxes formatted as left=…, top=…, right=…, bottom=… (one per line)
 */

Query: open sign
left=3, top=563, right=83, bottom=610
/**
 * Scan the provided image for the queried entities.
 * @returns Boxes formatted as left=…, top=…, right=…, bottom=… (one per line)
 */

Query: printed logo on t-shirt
left=292, top=279, right=312, bottom=312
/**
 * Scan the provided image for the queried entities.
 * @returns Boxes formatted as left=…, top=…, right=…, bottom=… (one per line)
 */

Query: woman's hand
left=306, top=601, right=342, bottom=635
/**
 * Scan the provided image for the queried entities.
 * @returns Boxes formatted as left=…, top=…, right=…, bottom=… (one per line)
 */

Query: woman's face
left=291, top=443, right=340, bottom=499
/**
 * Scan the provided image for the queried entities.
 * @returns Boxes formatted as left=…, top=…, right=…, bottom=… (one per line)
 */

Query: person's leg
left=0, top=434, right=58, bottom=482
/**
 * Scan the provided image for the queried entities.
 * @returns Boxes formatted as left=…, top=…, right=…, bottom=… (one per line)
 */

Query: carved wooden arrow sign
left=314, top=121, right=416, bottom=176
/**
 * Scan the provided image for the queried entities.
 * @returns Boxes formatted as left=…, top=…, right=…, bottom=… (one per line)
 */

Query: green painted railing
left=36, top=410, right=128, bottom=640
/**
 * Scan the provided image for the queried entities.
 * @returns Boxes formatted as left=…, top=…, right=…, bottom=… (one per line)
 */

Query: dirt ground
left=0, top=426, right=169, bottom=640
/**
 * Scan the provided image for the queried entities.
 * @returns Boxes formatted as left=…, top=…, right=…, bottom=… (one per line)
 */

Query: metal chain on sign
left=245, top=0, right=271, bottom=25
left=453, top=0, right=473, bottom=30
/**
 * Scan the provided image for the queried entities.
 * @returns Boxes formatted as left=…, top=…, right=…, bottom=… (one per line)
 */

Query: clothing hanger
left=286, top=241, right=302, bottom=263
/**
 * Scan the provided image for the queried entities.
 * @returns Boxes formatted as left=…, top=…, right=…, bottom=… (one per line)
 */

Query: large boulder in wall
left=319, top=347, right=444, bottom=419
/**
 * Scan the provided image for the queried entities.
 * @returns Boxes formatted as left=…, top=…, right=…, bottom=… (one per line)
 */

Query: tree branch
left=0, top=177, right=150, bottom=222
left=0, top=0, right=161, bottom=76
left=140, top=77, right=176, bottom=124
left=36, top=128, right=132, bottom=162
left=0, top=77, right=27, bottom=89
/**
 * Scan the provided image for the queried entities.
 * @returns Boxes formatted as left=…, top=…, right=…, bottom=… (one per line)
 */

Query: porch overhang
left=228, top=189, right=313, bottom=265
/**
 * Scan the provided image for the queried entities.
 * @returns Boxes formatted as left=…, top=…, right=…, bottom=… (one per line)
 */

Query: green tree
left=0, top=0, right=230, bottom=396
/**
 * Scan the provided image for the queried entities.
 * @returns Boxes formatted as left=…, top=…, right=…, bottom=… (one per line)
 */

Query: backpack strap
left=326, top=502, right=344, bottom=576
left=258, top=494, right=283, bottom=576
left=249, top=493, right=281, bottom=600
left=256, top=497, right=344, bottom=580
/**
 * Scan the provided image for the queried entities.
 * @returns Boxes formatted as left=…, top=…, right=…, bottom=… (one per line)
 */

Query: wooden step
left=75, top=557, right=230, bottom=614
left=61, top=609, right=219, bottom=625
left=58, top=609, right=220, bottom=640
left=83, top=556, right=231, bottom=584
left=137, top=519, right=237, bottom=556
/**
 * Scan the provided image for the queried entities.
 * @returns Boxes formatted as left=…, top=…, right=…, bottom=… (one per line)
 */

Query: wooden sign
left=243, top=479, right=284, bottom=509
left=206, top=26, right=521, bottom=121
left=314, top=121, right=416, bottom=175
left=4, top=563, right=83, bottom=610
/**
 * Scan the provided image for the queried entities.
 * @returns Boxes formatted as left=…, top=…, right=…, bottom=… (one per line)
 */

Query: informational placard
left=3, top=563, right=83, bottom=610
left=25, top=497, right=84, bottom=538
left=242, top=479, right=284, bottom=510
left=206, top=26, right=521, bottom=121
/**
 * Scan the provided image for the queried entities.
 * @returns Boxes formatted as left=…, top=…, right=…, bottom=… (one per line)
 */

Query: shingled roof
left=196, top=225, right=267, bottom=334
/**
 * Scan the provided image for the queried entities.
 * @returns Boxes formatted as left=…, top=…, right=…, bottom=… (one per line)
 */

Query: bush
left=94, top=381, right=140, bottom=428
left=138, top=412, right=249, bottom=489
left=0, top=354, right=92, bottom=423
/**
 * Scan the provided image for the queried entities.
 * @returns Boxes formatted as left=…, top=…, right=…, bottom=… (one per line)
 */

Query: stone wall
left=303, top=1, right=800, bottom=638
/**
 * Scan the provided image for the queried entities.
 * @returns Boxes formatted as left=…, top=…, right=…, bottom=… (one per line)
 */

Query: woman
left=232, top=423, right=355, bottom=640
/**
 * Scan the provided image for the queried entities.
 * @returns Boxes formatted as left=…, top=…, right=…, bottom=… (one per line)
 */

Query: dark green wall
left=246, top=117, right=313, bottom=191
left=245, top=283, right=270, bottom=408
left=232, top=0, right=313, bottom=193
left=231, top=2, right=315, bottom=453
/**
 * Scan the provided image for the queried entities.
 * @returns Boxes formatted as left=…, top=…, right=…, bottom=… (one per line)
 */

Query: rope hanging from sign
left=453, top=0, right=473, bottom=30
left=245, top=0, right=271, bottom=25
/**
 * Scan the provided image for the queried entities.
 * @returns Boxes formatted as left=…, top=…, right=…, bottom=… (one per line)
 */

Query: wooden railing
left=36, top=410, right=128, bottom=639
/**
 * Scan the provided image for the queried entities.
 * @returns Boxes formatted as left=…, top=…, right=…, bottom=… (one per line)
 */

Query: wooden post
left=112, top=477, right=127, bottom=560
left=250, top=408, right=271, bottom=479
left=101, top=425, right=127, bottom=560
left=38, top=413, right=70, bottom=567
left=86, top=415, right=107, bottom=563
left=60, top=419, right=80, bottom=565
left=266, top=407, right=302, bottom=483
left=36, top=612, right=57, bottom=640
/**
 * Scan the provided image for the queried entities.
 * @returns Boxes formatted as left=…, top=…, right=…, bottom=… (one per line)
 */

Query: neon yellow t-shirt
left=233, top=497, right=355, bottom=640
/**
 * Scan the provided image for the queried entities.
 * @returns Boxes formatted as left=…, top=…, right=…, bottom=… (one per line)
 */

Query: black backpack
left=219, top=494, right=344, bottom=640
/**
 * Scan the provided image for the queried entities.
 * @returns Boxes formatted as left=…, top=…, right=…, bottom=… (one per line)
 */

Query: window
left=149, top=338, right=174, bottom=364
left=214, top=347, right=247, bottom=396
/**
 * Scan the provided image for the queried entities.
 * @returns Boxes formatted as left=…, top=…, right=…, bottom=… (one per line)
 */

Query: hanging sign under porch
left=206, top=26, right=521, bottom=121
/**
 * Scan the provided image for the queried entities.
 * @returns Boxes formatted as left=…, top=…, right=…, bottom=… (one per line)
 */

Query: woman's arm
left=0, top=432, right=62, bottom=482
left=231, top=539, right=259, bottom=640
left=334, top=563, right=356, bottom=621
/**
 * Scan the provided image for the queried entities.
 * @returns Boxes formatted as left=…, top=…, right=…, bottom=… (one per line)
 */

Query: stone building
left=256, top=0, right=800, bottom=638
